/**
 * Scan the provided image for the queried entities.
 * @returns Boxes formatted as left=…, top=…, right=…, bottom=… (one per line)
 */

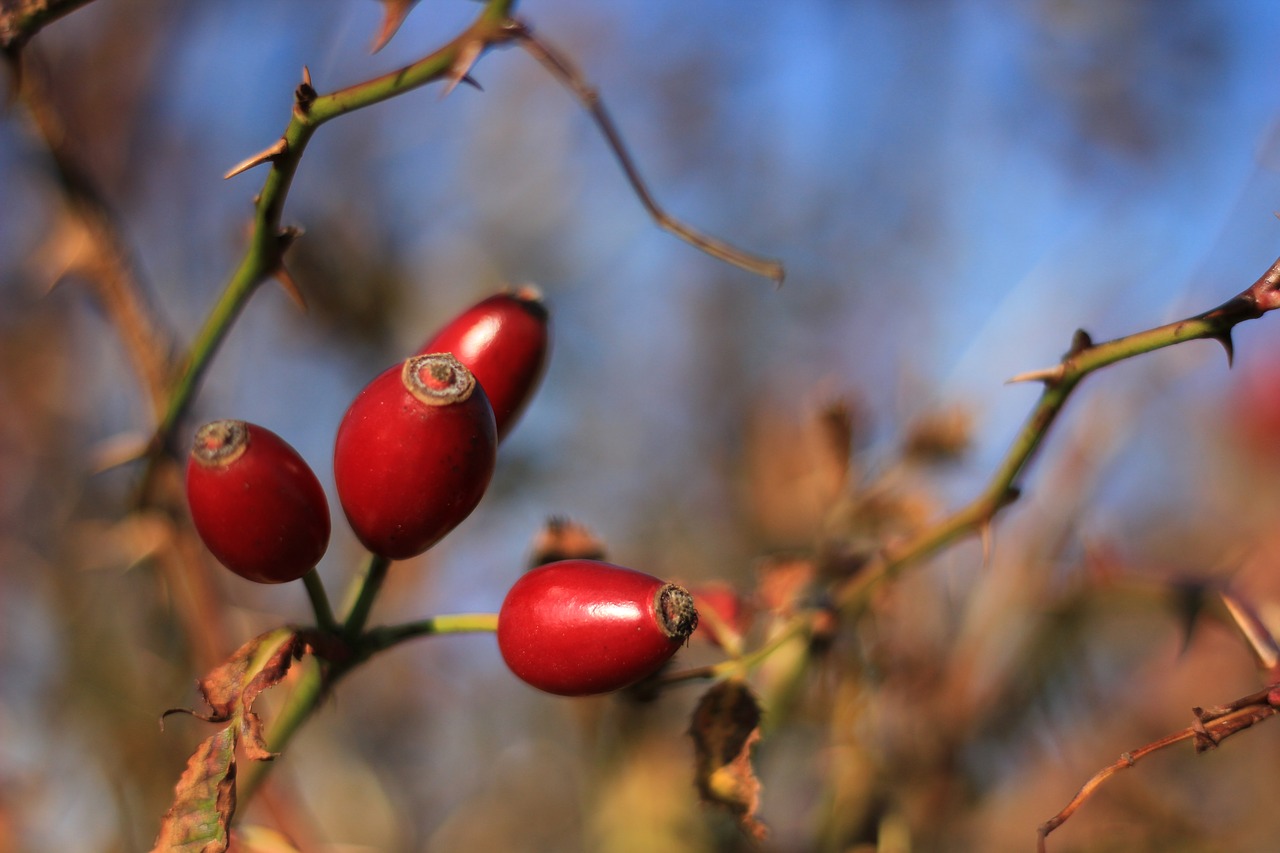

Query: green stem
left=301, top=569, right=336, bottom=632
left=148, top=1, right=523, bottom=461
left=342, top=552, right=391, bottom=639
left=836, top=259, right=1280, bottom=614
left=362, top=613, right=499, bottom=654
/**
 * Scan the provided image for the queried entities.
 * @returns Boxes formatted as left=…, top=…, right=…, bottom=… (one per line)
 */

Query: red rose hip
left=497, top=559, right=699, bottom=696
left=334, top=353, right=496, bottom=560
left=186, top=420, right=330, bottom=584
left=417, top=287, right=550, bottom=441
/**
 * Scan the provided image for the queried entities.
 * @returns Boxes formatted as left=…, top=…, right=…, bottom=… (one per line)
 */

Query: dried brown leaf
left=528, top=516, right=607, bottom=568
left=151, top=726, right=237, bottom=853
left=691, top=679, right=767, bottom=840
left=156, top=629, right=305, bottom=848
left=191, top=628, right=302, bottom=726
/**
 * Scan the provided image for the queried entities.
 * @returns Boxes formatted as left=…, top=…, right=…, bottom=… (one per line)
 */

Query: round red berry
left=416, top=287, right=550, bottom=441
left=497, top=559, right=699, bottom=696
left=334, top=353, right=497, bottom=560
left=186, top=420, right=330, bottom=584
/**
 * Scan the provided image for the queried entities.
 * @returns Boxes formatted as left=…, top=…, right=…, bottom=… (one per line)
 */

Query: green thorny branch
left=656, top=254, right=1280, bottom=688
left=137, top=4, right=783, bottom=503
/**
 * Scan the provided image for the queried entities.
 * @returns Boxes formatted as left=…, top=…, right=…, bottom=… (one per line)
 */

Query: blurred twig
left=1037, top=689, right=1278, bottom=851
left=0, top=0, right=95, bottom=52
left=836, top=255, right=1280, bottom=614
left=516, top=24, right=786, bottom=286
left=17, top=49, right=175, bottom=420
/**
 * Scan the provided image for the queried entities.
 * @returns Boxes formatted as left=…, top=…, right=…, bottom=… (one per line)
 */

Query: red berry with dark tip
left=186, top=420, right=330, bottom=584
left=417, top=287, right=550, bottom=441
left=497, top=559, right=699, bottom=696
left=334, top=352, right=496, bottom=560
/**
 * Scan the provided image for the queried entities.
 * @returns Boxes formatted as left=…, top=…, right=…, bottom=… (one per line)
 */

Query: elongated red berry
left=416, top=286, right=550, bottom=441
left=334, top=353, right=497, bottom=560
left=186, top=420, right=330, bottom=584
left=497, top=559, right=699, bottom=696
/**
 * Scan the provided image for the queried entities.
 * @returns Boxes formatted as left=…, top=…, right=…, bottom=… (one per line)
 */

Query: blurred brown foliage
left=5, top=2, right=1280, bottom=852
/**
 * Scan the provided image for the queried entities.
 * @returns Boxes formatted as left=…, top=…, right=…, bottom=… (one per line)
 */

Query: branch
left=17, top=49, right=175, bottom=421
left=516, top=24, right=786, bottom=286
left=835, top=254, right=1280, bottom=613
left=0, top=0, right=95, bottom=52
left=1037, top=689, right=1278, bottom=851
left=139, top=1, right=523, bottom=494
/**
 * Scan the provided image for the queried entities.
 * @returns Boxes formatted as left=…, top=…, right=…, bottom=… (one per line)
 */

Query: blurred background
left=6, top=0, right=1280, bottom=850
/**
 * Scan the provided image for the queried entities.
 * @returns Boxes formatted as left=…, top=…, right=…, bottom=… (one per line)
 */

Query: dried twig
left=1037, top=690, right=1278, bottom=851
left=516, top=24, right=786, bottom=286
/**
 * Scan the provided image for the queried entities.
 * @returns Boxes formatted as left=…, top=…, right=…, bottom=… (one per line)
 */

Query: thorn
left=459, top=74, right=484, bottom=92
left=276, top=225, right=304, bottom=250
left=224, top=137, right=288, bottom=180
left=372, top=0, right=419, bottom=53
left=442, top=38, right=484, bottom=98
left=90, top=431, right=152, bottom=473
left=272, top=265, right=307, bottom=312
left=1067, top=328, right=1094, bottom=356
left=1211, top=330, right=1235, bottom=367
left=1221, top=589, right=1280, bottom=672
left=1005, top=365, right=1065, bottom=385
left=295, top=67, right=317, bottom=112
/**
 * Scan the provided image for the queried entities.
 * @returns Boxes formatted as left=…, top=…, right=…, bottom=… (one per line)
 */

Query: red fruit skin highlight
left=186, top=420, right=331, bottom=584
left=334, top=353, right=497, bottom=560
left=417, top=287, right=549, bottom=441
left=497, top=560, right=698, bottom=696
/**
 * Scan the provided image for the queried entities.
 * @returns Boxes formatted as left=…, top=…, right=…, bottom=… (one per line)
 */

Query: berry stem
left=362, top=613, right=500, bottom=653
left=342, top=552, right=391, bottom=640
left=302, top=568, right=337, bottom=632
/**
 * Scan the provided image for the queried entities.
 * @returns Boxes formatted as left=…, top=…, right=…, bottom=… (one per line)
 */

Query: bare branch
left=516, top=25, right=786, bottom=286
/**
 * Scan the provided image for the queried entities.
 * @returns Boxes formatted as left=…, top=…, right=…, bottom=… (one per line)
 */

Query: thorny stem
left=1036, top=691, right=1279, bottom=852
left=145, top=0, right=522, bottom=474
left=835, top=255, right=1280, bottom=615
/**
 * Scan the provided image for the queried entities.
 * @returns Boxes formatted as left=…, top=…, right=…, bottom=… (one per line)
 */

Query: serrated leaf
left=691, top=679, right=767, bottom=839
left=194, top=627, right=301, bottom=724
left=151, top=726, right=237, bottom=853
left=156, top=628, right=306, bottom=848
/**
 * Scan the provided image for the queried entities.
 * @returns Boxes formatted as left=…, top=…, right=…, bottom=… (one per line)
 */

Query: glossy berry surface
left=186, top=420, right=330, bottom=584
left=416, top=287, right=550, bottom=441
left=334, top=353, right=497, bottom=560
left=497, top=559, right=699, bottom=696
